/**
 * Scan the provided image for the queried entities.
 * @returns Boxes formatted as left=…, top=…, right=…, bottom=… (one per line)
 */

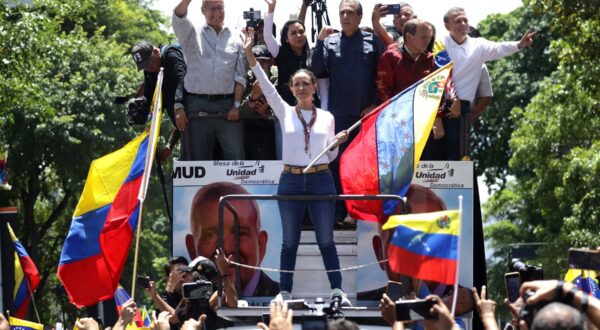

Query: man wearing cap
left=131, top=41, right=187, bottom=160
left=241, top=45, right=278, bottom=160
left=173, top=0, right=247, bottom=160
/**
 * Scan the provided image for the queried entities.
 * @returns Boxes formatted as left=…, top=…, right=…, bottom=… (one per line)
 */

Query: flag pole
left=451, top=195, right=463, bottom=316
left=131, top=68, right=164, bottom=299
left=303, top=120, right=362, bottom=173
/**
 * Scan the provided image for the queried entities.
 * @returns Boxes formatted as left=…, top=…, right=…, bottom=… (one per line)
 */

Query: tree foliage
left=0, top=0, right=172, bottom=323
left=482, top=0, right=600, bottom=320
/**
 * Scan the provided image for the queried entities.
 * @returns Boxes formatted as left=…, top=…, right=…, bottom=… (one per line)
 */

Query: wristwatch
left=234, top=101, right=241, bottom=109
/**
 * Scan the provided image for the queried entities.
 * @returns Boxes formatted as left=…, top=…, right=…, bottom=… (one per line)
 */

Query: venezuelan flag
left=57, top=132, right=149, bottom=307
left=340, top=63, right=453, bottom=223
left=8, top=316, right=43, bottom=330
left=8, top=223, right=40, bottom=318
left=383, top=210, right=460, bottom=285
left=565, top=269, right=600, bottom=299
left=114, top=286, right=145, bottom=328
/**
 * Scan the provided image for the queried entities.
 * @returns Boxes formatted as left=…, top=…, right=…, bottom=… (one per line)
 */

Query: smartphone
left=386, top=4, right=401, bottom=15
left=262, top=313, right=270, bottom=325
left=386, top=281, right=404, bottom=301
left=395, top=299, right=437, bottom=321
left=568, top=248, right=600, bottom=271
left=135, top=275, right=151, bottom=289
left=504, top=272, right=521, bottom=303
left=301, top=315, right=328, bottom=330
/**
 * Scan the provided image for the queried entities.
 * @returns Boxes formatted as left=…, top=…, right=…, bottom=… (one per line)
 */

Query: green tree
left=0, top=0, right=172, bottom=323
left=470, top=5, right=558, bottom=188
left=483, top=0, right=600, bottom=321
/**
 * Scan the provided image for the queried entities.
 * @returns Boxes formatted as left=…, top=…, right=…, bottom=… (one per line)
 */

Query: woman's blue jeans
left=277, top=170, right=342, bottom=292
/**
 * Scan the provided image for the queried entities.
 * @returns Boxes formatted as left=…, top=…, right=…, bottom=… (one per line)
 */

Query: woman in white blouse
left=243, top=28, right=350, bottom=306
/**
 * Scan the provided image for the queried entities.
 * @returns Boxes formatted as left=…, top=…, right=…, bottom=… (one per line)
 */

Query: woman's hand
left=242, top=28, right=257, bottom=67
left=264, top=0, right=276, bottom=13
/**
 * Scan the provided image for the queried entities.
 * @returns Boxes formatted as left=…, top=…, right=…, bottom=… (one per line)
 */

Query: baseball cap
left=252, top=45, right=272, bottom=60
left=131, top=41, right=154, bottom=70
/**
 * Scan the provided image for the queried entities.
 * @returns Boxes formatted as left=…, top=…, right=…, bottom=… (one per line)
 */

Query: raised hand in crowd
left=317, top=26, right=338, bottom=41
left=214, top=247, right=232, bottom=276
left=473, top=286, right=499, bottom=330
left=75, top=318, right=100, bottom=330
left=421, top=295, right=460, bottom=330
left=152, top=311, right=172, bottom=330
left=379, top=293, right=396, bottom=326
left=517, top=30, right=537, bottom=49
left=504, top=296, right=524, bottom=330
left=521, top=279, right=600, bottom=329
left=264, top=0, right=276, bottom=13
left=114, top=298, right=138, bottom=330
left=180, top=315, right=207, bottom=330
left=257, top=302, right=293, bottom=330
left=0, top=313, right=9, bottom=330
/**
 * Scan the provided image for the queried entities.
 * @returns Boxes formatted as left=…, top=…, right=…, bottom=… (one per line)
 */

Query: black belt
left=191, top=93, right=233, bottom=101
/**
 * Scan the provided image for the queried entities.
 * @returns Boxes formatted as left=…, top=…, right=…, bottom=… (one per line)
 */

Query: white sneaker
left=272, top=290, right=292, bottom=303
left=330, top=288, right=352, bottom=307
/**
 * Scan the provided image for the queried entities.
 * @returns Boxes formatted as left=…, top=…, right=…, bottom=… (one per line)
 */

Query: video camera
left=243, top=8, right=261, bottom=29
left=126, top=97, right=150, bottom=126
left=510, top=258, right=544, bottom=282
left=182, top=280, right=213, bottom=301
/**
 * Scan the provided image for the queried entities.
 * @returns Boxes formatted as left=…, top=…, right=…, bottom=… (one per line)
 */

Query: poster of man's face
left=172, top=160, right=475, bottom=307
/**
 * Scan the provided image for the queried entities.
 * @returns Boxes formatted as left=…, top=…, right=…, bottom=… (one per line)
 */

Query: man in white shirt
left=173, top=0, right=247, bottom=160
left=442, top=7, right=535, bottom=160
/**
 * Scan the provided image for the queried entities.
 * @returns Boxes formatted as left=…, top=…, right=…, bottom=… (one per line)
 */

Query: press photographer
left=177, top=250, right=237, bottom=330
left=516, top=279, right=600, bottom=329
left=130, top=41, right=187, bottom=160
left=144, top=249, right=236, bottom=330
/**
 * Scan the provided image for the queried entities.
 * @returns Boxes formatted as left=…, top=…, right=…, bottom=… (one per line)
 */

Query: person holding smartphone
left=243, top=27, right=351, bottom=306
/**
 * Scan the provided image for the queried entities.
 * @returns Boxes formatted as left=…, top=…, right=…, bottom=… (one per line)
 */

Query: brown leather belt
left=283, top=164, right=329, bottom=174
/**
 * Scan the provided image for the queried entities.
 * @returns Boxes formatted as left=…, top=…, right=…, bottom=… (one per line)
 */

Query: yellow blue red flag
left=340, top=64, right=453, bottom=222
left=8, top=223, right=40, bottom=318
left=8, top=316, right=43, bottom=330
left=383, top=210, right=461, bottom=284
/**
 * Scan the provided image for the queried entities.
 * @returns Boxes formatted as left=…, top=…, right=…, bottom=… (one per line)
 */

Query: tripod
left=306, top=0, right=331, bottom=43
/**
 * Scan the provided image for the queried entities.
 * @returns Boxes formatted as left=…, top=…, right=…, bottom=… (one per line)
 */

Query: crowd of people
left=113, top=0, right=548, bottom=329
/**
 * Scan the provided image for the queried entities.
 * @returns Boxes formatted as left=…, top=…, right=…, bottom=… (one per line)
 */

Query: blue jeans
left=182, top=94, right=244, bottom=160
left=277, top=170, right=342, bottom=292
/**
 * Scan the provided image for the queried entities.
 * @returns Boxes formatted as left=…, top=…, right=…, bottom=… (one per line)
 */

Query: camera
left=243, top=8, right=261, bottom=29
left=136, top=275, right=151, bottom=289
left=127, top=96, right=150, bottom=126
left=510, top=258, right=544, bottom=282
left=395, top=299, right=437, bottom=321
left=182, top=280, right=213, bottom=300
left=386, top=4, right=401, bottom=15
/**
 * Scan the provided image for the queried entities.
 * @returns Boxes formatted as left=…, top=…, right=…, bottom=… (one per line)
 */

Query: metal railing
left=215, top=194, right=407, bottom=306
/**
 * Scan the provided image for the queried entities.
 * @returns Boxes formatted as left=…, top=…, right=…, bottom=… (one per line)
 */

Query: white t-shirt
left=250, top=63, right=338, bottom=166
left=445, top=35, right=518, bottom=102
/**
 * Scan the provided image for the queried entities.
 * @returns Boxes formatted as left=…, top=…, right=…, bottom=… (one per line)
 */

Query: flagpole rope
left=228, top=258, right=389, bottom=274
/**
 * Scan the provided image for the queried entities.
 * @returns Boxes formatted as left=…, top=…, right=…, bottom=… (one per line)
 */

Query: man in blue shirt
left=311, top=0, right=384, bottom=224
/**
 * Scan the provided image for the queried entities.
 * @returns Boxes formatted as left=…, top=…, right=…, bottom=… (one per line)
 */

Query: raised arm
left=243, top=28, right=287, bottom=118
left=371, top=4, right=395, bottom=47
left=263, top=0, right=280, bottom=58
left=172, top=0, right=194, bottom=43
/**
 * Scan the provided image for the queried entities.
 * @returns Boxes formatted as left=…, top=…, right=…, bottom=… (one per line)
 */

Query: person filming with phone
left=144, top=249, right=237, bottom=330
